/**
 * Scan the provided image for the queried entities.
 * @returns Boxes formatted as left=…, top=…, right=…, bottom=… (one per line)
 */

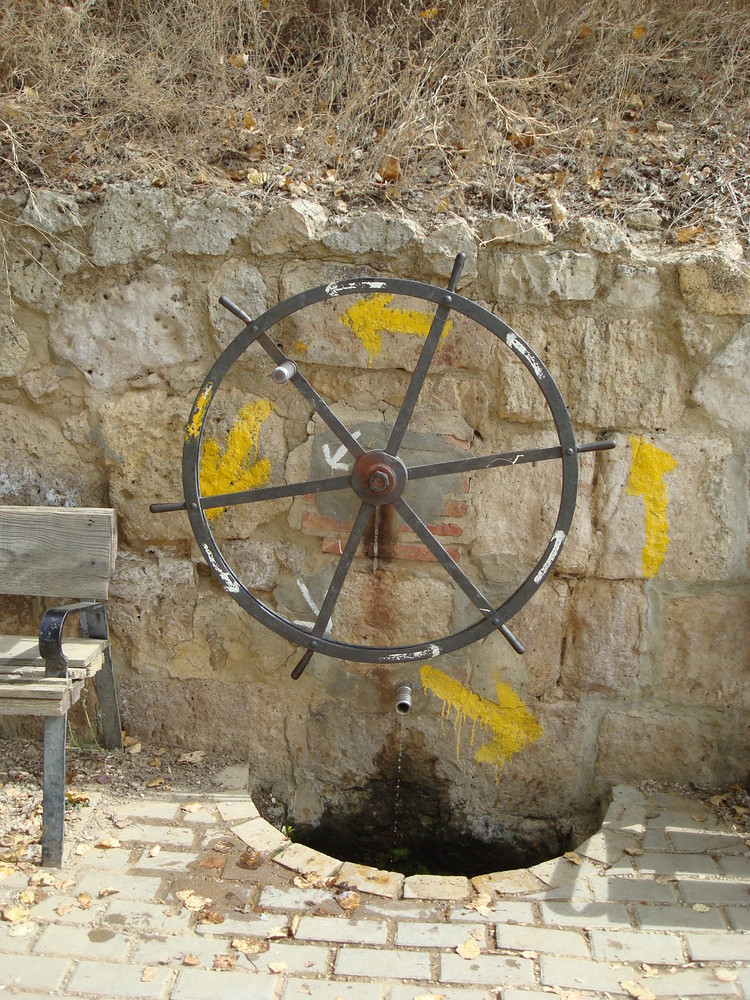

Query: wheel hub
left=351, top=451, right=408, bottom=506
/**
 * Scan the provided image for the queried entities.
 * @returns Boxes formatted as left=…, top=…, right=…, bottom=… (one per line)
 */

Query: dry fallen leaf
left=231, top=937, right=265, bottom=955
left=228, top=53, right=249, bottom=68
left=75, top=843, right=93, bottom=857
left=198, top=856, right=225, bottom=871
left=1, top=905, right=29, bottom=923
left=77, top=893, right=92, bottom=910
left=268, top=961, right=287, bottom=974
left=177, top=751, right=205, bottom=765
left=692, top=903, right=711, bottom=912
left=632, top=24, right=647, bottom=39
left=149, top=845, right=161, bottom=857
left=293, top=871, right=325, bottom=888
left=336, top=891, right=361, bottom=912
left=379, top=155, right=402, bottom=183
left=621, top=982, right=654, bottom=1000
left=577, top=24, right=593, bottom=39
left=141, top=968, right=156, bottom=983
left=55, top=902, right=73, bottom=916
left=624, top=846, right=643, bottom=856
left=291, top=914, right=301, bottom=935
left=238, top=849, right=263, bottom=870
left=456, top=938, right=481, bottom=960
left=183, top=955, right=200, bottom=966
left=18, top=889, right=34, bottom=905
left=548, top=189, right=567, bottom=226
left=181, top=803, right=202, bottom=814
left=213, top=953, right=238, bottom=970
left=96, top=837, right=121, bottom=850
left=715, top=969, right=738, bottom=982
left=267, top=926, right=288, bottom=940
left=122, top=735, right=139, bottom=748
left=564, top=851, right=583, bottom=866
left=198, top=909, right=224, bottom=925
left=146, top=777, right=165, bottom=788
left=126, top=742, right=142, bottom=756
left=176, top=889, right=213, bottom=911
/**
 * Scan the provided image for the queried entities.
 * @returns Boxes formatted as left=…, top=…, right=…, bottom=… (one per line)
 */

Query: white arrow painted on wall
left=322, top=430, right=361, bottom=472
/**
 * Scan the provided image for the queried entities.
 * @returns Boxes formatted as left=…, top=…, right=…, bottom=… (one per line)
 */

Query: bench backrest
left=0, top=507, right=117, bottom=600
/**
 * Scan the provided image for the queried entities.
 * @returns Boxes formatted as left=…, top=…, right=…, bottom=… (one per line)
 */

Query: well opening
left=256, top=735, right=601, bottom=878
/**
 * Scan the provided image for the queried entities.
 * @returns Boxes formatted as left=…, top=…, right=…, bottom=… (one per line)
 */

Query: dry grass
left=1, top=0, right=749, bottom=232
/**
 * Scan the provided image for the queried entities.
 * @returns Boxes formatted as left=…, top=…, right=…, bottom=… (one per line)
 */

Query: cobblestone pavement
left=1, top=782, right=749, bottom=999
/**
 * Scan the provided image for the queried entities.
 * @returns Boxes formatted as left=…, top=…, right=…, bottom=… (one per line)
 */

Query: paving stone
left=103, top=898, right=192, bottom=933
left=727, top=907, right=750, bottom=931
left=115, top=823, right=195, bottom=847
left=646, top=967, right=743, bottom=995
left=284, top=983, right=385, bottom=1000
left=132, top=933, right=228, bottom=966
left=589, top=928, right=684, bottom=964
left=259, top=886, right=333, bottom=910
left=134, top=848, right=201, bottom=871
left=172, top=966, right=277, bottom=999
left=678, top=879, right=750, bottom=905
left=495, top=924, right=589, bottom=958
left=642, top=830, right=669, bottom=851
left=590, top=876, right=679, bottom=903
left=29, top=895, right=107, bottom=925
left=354, top=899, right=446, bottom=921
left=335, top=862, right=404, bottom=898
left=393, top=989, right=489, bottom=1000
left=334, top=947, right=431, bottom=980
left=32, top=923, right=131, bottom=960
left=450, top=901, right=535, bottom=925
left=685, top=930, right=750, bottom=961
left=601, top=803, right=647, bottom=835
left=669, top=831, right=743, bottom=853
left=179, top=807, right=218, bottom=825
left=530, top=857, right=600, bottom=889
left=0, top=953, right=70, bottom=992
left=395, top=921, right=486, bottom=949
left=0, top=991, right=54, bottom=1000
left=217, top=798, right=260, bottom=823
left=539, top=955, right=639, bottom=993
left=111, top=800, right=182, bottom=822
left=439, top=953, right=534, bottom=987
left=737, top=966, right=750, bottom=1000
left=718, top=854, right=750, bottom=879
left=74, top=871, right=165, bottom=901
left=530, top=881, right=593, bottom=902
left=539, top=901, right=631, bottom=928
left=647, top=809, right=726, bottom=831
left=75, top=847, right=134, bottom=870
left=575, top=830, right=638, bottom=865
left=232, top=818, right=289, bottom=853
left=403, top=875, right=471, bottom=900
left=472, top=869, right=545, bottom=895
left=635, top=852, right=721, bottom=877
left=194, top=915, right=289, bottom=938
left=633, top=902, right=726, bottom=931
left=245, top=941, right=329, bottom=974
left=295, top=915, right=388, bottom=945
left=69, top=959, right=173, bottom=996
left=273, top=842, right=342, bottom=879
left=501, top=992, right=566, bottom=1000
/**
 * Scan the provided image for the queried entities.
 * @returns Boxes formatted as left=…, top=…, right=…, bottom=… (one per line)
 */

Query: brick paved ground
left=1, top=783, right=748, bottom=999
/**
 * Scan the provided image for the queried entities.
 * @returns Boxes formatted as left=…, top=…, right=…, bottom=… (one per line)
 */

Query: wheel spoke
left=291, top=501, right=373, bottom=678
left=200, top=474, right=351, bottom=511
left=385, top=254, right=465, bottom=457
left=408, top=439, right=615, bottom=482
left=393, top=498, right=524, bottom=654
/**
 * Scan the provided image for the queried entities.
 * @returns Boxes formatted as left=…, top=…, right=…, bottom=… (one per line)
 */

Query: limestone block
left=49, top=265, right=203, bottom=390
left=422, top=220, right=477, bottom=283
left=0, top=315, right=29, bottom=376
left=678, top=313, right=737, bottom=361
left=278, top=261, right=487, bottom=372
left=0, top=403, right=104, bottom=506
left=471, top=581, right=567, bottom=700
left=470, top=429, right=594, bottom=584
left=250, top=199, right=327, bottom=256
left=605, top=264, right=660, bottom=309
left=678, top=251, right=750, bottom=315
left=593, top=709, right=722, bottom=790
left=494, top=314, right=685, bottom=428
left=492, top=251, right=597, bottom=303
left=22, top=189, right=82, bottom=234
left=694, top=324, right=750, bottom=434
left=207, top=259, right=268, bottom=351
left=596, top=434, right=740, bottom=581
left=167, top=190, right=251, bottom=256
left=322, top=212, right=422, bottom=256
left=479, top=214, right=552, bottom=247
left=561, top=579, right=646, bottom=695
left=623, top=207, right=661, bottom=231
left=574, top=218, right=630, bottom=254
left=9, top=236, right=81, bottom=311
left=660, top=593, right=750, bottom=708
left=90, top=185, right=175, bottom=265
left=19, top=365, right=62, bottom=401
left=425, top=374, right=490, bottom=435
left=218, top=539, right=305, bottom=592
left=100, top=389, right=193, bottom=545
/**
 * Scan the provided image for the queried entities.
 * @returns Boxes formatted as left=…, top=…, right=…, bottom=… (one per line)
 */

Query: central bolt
left=369, top=471, right=390, bottom=494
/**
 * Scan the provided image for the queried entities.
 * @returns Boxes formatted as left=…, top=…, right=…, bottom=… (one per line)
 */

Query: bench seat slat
left=0, top=636, right=106, bottom=673
left=0, top=679, right=83, bottom=716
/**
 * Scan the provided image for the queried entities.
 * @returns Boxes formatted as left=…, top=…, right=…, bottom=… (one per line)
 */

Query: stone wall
left=1, top=185, right=748, bottom=845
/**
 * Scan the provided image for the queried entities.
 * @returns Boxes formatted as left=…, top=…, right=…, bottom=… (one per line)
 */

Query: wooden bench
left=0, top=506, right=122, bottom=866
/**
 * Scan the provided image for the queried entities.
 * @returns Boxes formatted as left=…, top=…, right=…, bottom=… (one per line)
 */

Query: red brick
left=321, top=539, right=462, bottom=562
left=442, top=499, right=468, bottom=517
left=302, top=512, right=353, bottom=534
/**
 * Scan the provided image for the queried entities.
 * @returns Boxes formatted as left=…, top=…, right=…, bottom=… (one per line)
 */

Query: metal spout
left=395, top=683, right=412, bottom=715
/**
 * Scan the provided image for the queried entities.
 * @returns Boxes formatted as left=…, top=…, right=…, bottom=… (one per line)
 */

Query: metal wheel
left=152, top=254, right=613, bottom=677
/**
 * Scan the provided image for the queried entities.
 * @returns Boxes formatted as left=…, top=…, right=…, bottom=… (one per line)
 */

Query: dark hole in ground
left=266, top=732, right=598, bottom=878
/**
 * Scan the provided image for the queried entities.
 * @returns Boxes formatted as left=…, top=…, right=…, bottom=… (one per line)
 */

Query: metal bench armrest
left=39, top=601, right=105, bottom=678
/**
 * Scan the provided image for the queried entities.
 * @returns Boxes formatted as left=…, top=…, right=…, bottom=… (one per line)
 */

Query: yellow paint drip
left=625, top=435, right=677, bottom=577
left=186, top=384, right=213, bottom=440
left=199, top=399, right=274, bottom=521
left=340, top=294, right=453, bottom=364
left=293, top=341, right=308, bottom=354
left=420, top=665, right=542, bottom=772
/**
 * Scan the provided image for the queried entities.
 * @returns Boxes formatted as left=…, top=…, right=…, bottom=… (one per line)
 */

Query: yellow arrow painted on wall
left=199, top=400, right=274, bottom=521
left=625, top=435, right=677, bottom=577
left=339, top=293, right=453, bottom=365
left=420, top=664, right=542, bottom=771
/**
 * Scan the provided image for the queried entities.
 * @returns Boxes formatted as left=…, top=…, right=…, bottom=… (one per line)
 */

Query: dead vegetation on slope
left=1, top=0, right=749, bottom=237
